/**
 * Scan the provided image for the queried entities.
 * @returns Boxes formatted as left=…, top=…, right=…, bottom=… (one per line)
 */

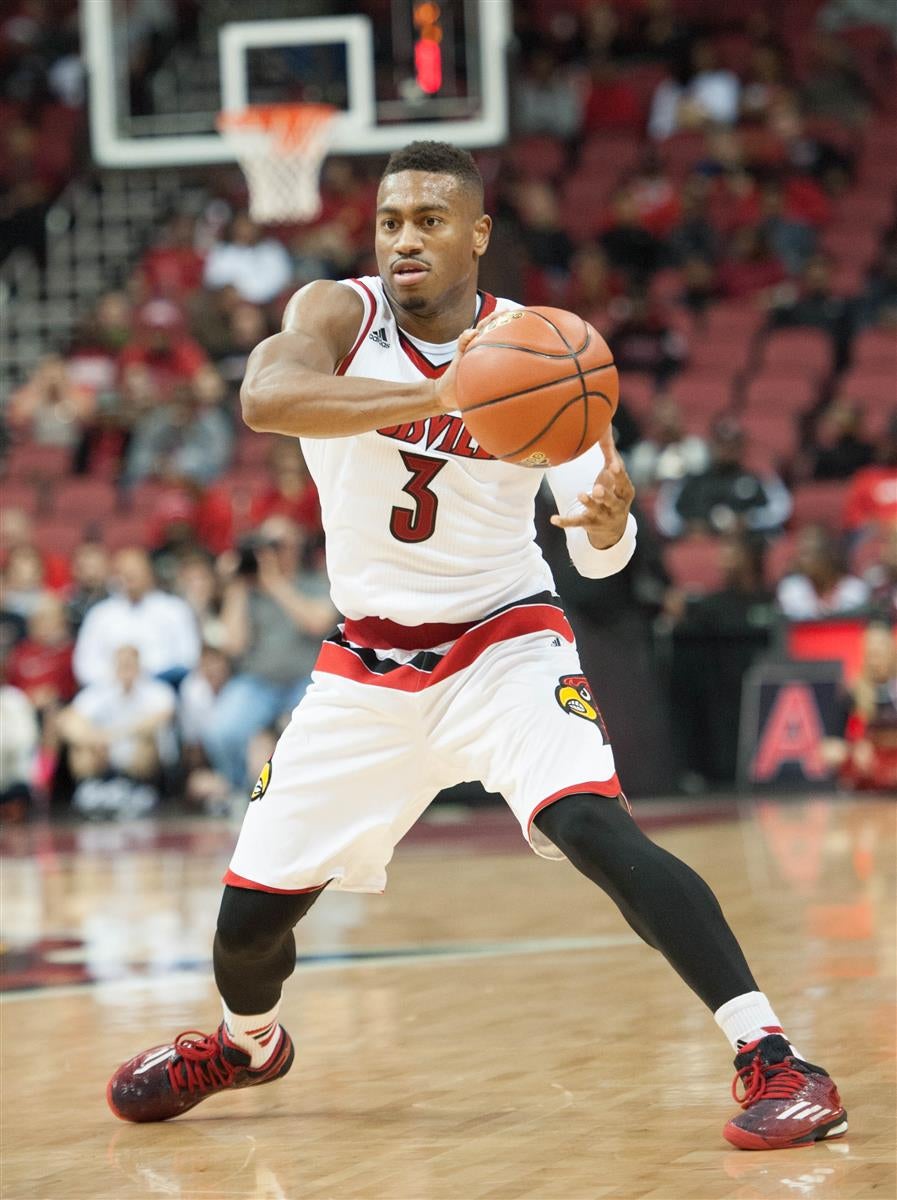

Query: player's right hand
left=434, top=325, right=483, bottom=414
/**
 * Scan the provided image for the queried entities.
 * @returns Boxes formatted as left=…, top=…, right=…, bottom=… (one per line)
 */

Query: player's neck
left=388, top=282, right=481, bottom=344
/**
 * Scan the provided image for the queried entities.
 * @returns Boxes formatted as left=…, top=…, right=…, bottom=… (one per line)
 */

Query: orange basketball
left=456, top=306, right=618, bottom=467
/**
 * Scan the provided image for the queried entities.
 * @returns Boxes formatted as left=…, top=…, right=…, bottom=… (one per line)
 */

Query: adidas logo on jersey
left=369, top=327, right=389, bottom=348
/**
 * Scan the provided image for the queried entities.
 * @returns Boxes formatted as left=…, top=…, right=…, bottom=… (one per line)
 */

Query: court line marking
left=0, top=933, right=639, bottom=1003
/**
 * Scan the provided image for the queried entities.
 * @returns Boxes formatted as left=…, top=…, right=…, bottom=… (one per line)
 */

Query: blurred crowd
left=2, top=0, right=896, bottom=814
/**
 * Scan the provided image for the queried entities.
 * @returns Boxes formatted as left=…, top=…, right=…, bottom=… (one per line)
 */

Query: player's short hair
left=381, top=141, right=484, bottom=207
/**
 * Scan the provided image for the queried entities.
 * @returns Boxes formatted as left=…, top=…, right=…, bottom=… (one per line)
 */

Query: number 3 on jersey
left=390, top=451, right=447, bottom=543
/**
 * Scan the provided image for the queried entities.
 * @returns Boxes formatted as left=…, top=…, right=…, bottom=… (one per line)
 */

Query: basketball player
left=108, top=143, right=844, bottom=1151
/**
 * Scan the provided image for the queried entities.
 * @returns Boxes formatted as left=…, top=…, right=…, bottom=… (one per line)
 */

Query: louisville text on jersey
left=377, top=414, right=495, bottom=461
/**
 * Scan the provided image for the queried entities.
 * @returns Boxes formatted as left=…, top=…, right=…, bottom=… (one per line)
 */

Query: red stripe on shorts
left=316, top=603, right=574, bottom=692
left=222, top=869, right=328, bottom=894
left=527, top=779, right=623, bottom=842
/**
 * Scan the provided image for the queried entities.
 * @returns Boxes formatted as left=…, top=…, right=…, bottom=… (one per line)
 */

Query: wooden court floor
left=1, top=796, right=894, bottom=1200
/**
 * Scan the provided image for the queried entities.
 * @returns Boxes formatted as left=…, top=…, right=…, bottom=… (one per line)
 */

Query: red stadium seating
left=668, top=373, right=733, bottom=434
left=1, top=481, right=41, bottom=515
left=31, top=516, right=90, bottom=558
left=740, top=409, right=800, bottom=465
left=102, top=514, right=151, bottom=551
left=52, top=477, right=119, bottom=521
left=759, top=329, right=835, bottom=378
left=852, top=329, right=897, bottom=370
left=7, top=444, right=71, bottom=480
left=507, top=136, right=567, bottom=181
left=744, top=375, right=817, bottom=415
left=619, top=373, right=656, bottom=423
left=790, top=481, right=850, bottom=530
left=664, top=536, right=725, bottom=594
left=838, top=366, right=896, bottom=425
left=766, top=532, right=799, bottom=585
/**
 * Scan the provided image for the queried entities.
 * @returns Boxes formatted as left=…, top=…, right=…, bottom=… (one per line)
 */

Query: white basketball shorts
left=225, top=592, right=623, bottom=894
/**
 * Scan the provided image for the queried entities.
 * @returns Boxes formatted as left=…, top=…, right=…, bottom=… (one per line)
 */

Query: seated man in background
left=777, top=524, right=870, bottom=620
left=59, top=645, right=176, bottom=818
left=655, top=417, right=792, bottom=539
left=73, top=547, right=199, bottom=687
left=203, top=517, right=336, bottom=797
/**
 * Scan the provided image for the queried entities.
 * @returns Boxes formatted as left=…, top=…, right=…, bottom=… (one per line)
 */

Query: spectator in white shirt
left=73, top=548, right=200, bottom=687
left=202, top=212, right=294, bottom=305
left=777, top=524, right=871, bottom=620
left=648, top=40, right=741, bottom=141
left=59, top=645, right=176, bottom=783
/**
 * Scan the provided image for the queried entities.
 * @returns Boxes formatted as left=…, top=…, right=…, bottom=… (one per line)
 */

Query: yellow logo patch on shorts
left=554, top=675, right=608, bottom=743
left=250, top=759, right=272, bottom=802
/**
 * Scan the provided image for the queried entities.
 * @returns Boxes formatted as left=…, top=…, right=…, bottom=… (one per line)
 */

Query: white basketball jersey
left=300, top=275, right=612, bottom=624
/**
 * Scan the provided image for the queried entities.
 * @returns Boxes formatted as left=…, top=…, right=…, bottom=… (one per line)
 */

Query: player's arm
left=546, top=429, right=638, bottom=579
left=241, top=280, right=444, bottom=437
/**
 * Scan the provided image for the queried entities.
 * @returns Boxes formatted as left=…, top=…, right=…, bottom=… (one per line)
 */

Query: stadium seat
left=664, top=536, right=725, bottom=594
left=838, top=366, right=897, bottom=423
left=507, top=136, right=566, bottom=181
left=740, top=409, right=800, bottom=465
left=700, top=302, right=765, bottom=343
left=744, top=375, right=817, bottom=415
left=235, top=432, right=279, bottom=468
left=7, top=444, right=71, bottom=480
left=766, top=532, right=799, bottom=586
left=687, top=336, right=751, bottom=375
left=31, top=516, right=91, bottom=558
left=102, top=514, right=151, bottom=551
left=790, top=481, right=849, bottom=530
left=52, top=477, right=119, bottom=520
left=669, top=373, right=733, bottom=434
left=619, top=373, right=656, bottom=423
left=852, top=329, right=897, bottom=370
left=0, top=481, right=41, bottom=515
left=759, top=328, right=834, bottom=378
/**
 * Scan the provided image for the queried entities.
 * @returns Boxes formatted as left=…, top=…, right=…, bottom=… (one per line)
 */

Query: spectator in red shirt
left=0, top=508, right=70, bottom=596
left=140, top=214, right=205, bottom=301
left=582, top=57, right=643, bottom=133
left=844, top=414, right=897, bottom=536
left=119, top=299, right=209, bottom=400
left=717, top=226, right=788, bottom=300
left=6, top=594, right=76, bottom=716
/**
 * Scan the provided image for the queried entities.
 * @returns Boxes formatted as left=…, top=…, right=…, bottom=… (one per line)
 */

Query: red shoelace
left=733, top=1054, right=808, bottom=1108
left=167, top=1031, right=239, bottom=1096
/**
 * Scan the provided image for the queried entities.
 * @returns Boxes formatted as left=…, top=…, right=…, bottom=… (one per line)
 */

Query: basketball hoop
left=216, top=103, right=338, bottom=224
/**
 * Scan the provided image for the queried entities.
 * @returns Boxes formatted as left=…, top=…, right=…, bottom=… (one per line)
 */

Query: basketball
left=455, top=307, right=618, bottom=468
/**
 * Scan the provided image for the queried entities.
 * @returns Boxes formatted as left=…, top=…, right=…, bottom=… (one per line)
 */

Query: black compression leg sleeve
left=213, top=884, right=325, bottom=1014
left=534, top=794, right=757, bottom=1011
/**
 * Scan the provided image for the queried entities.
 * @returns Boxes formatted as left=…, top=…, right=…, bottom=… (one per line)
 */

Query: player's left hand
left=550, top=426, right=635, bottom=550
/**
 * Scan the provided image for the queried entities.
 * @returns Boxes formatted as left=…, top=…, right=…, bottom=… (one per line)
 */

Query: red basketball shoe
left=107, top=1022, right=294, bottom=1123
left=724, top=1034, right=847, bottom=1150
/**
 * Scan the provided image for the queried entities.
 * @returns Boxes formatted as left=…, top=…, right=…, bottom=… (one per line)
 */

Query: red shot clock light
left=413, top=2, right=443, bottom=94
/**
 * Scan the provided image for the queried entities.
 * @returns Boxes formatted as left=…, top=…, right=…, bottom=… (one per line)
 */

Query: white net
left=217, top=104, right=337, bottom=224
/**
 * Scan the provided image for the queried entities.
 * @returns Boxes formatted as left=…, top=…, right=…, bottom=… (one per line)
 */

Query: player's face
left=375, top=171, right=491, bottom=317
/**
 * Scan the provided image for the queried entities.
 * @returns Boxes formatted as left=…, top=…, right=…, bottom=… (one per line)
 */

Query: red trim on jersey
left=478, top=291, right=498, bottom=322
left=335, top=278, right=377, bottom=376
left=527, top=779, right=623, bottom=841
left=344, top=613, right=480, bottom=651
left=317, top=603, right=574, bottom=691
left=395, top=290, right=499, bottom=378
left=396, top=329, right=448, bottom=378
left=222, top=869, right=328, bottom=894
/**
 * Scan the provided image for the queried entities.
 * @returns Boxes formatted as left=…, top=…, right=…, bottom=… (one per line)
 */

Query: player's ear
left=472, top=213, right=492, bottom=259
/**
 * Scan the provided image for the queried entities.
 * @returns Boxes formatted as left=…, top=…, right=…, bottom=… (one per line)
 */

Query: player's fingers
left=457, top=328, right=479, bottom=354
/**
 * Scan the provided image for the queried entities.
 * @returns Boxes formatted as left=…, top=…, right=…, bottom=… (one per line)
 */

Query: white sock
left=714, top=991, right=801, bottom=1058
left=222, top=1000, right=282, bottom=1068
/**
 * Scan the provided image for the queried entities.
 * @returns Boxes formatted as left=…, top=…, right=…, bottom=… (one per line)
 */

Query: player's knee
left=215, top=885, right=318, bottom=959
left=534, top=792, right=626, bottom=863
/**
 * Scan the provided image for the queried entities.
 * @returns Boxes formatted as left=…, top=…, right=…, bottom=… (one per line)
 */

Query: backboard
left=81, top=0, right=511, bottom=169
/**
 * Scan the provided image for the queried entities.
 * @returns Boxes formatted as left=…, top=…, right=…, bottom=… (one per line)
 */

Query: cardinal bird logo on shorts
left=250, top=759, right=272, bottom=802
left=555, top=674, right=608, bottom=738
